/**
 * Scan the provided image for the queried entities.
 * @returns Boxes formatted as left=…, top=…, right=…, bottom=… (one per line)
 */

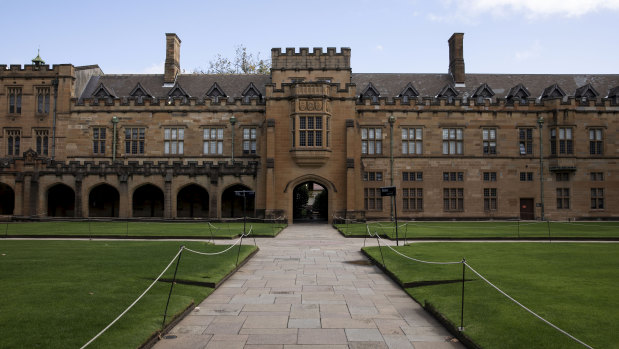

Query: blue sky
left=3, top=0, right=619, bottom=75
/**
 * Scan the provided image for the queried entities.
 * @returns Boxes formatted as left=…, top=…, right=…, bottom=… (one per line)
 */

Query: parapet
left=271, top=47, right=351, bottom=70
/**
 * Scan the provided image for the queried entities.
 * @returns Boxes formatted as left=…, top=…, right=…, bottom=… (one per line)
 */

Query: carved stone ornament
left=315, top=101, right=322, bottom=110
left=24, top=149, right=38, bottom=163
left=299, top=100, right=307, bottom=111
left=307, top=101, right=315, bottom=111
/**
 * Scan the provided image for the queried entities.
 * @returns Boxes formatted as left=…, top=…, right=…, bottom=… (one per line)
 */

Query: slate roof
left=351, top=73, right=619, bottom=100
left=80, top=74, right=270, bottom=100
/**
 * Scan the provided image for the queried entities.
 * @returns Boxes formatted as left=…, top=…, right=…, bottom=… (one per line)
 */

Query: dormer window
left=130, top=83, right=152, bottom=104
left=92, top=83, right=115, bottom=101
left=361, top=83, right=380, bottom=104
left=206, top=83, right=227, bottom=102
left=167, top=83, right=189, bottom=104
left=436, top=84, right=459, bottom=104
left=575, top=83, right=599, bottom=103
left=507, top=84, right=530, bottom=105
left=242, top=83, right=262, bottom=103
left=541, top=84, right=566, bottom=100
left=472, top=83, right=495, bottom=104
left=399, top=83, right=419, bottom=104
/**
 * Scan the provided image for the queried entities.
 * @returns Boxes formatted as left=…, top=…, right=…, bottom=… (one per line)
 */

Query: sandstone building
left=1, top=33, right=618, bottom=223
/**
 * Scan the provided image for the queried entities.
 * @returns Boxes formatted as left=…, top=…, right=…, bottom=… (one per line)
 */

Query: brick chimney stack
left=448, top=33, right=465, bottom=85
left=164, top=33, right=181, bottom=84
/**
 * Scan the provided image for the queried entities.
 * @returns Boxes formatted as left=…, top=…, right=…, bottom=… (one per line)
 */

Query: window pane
left=416, top=128, right=422, bottom=139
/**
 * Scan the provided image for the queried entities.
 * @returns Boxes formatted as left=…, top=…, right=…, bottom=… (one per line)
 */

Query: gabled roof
left=398, top=83, right=419, bottom=98
left=472, top=83, right=495, bottom=98
left=129, top=82, right=152, bottom=98
left=506, top=83, right=531, bottom=100
left=242, top=82, right=261, bottom=98
left=575, top=83, right=599, bottom=99
left=205, top=82, right=227, bottom=98
left=541, top=83, right=566, bottom=99
left=361, top=82, right=380, bottom=97
left=436, top=84, right=459, bottom=98
left=608, top=86, right=619, bottom=98
left=91, top=83, right=116, bottom=98
left=168, top=83, right=190, bottom=98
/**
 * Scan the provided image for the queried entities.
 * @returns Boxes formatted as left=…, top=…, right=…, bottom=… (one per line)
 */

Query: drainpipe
left=51, top=78, right=59, bottom=160
left=112, top=116, right=119, bottom=162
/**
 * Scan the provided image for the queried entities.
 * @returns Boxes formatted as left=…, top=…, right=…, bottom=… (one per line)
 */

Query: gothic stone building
left=1, top=33, right=618, bottom=223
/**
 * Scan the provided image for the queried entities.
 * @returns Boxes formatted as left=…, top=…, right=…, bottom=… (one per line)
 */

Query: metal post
left=236, top=234, right=244, bottom=267
left=51, top=78, right=59, bottom=160
left=538, top=116, right=545, bottom=221
left=394, top=192, right=399, bottom=246
left=162, top=246, right=184, bottom=329
left=459, top=259, right=466, bottom=331
left=243, top=195, right=247, bottom=236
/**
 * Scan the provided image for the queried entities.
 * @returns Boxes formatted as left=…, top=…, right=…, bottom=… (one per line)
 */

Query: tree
left=293, top=184, right=309, bottom=219
left=312, top=190, right=328, bottom=220
left=195, top=45, right=270, bottom=74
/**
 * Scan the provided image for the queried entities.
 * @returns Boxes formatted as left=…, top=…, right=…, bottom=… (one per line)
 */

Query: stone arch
left=47, top=183, right=75, bottom=217
left=0, top=182, right=15, bottom=215
left=132, top=183, right=164, bottom=217
left=177, top=184, right=209, bottom=218
left=221, top=184, right=254, bottom=218
left=88, top=183, right=120, bottom=217
left=284, top=175, right=336, bottom=224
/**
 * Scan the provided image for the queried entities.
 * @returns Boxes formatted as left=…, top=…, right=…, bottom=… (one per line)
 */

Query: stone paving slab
left=154, top=224, right=464, bottom=349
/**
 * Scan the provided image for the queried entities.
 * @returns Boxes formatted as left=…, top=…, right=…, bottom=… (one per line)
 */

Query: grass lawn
left=362, top=242, right=619, bottom=349
left=2, top=220, right=286, bottom=238
left=0, top=240, right=257, bottom=348
left=337, top=221, right=619, bottom=239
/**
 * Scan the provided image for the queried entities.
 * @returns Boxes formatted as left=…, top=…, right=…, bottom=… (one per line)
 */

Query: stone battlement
left=271, top=47, right=351, bottom=70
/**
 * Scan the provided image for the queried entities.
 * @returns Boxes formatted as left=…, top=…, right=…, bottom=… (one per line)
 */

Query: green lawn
left=337, top=221, right=619, bottom=239
left=362, top=242, right=619, bottom=349
left=2, top=220, right=286, bottom=238
left=0, top=240, right=257, bottom=348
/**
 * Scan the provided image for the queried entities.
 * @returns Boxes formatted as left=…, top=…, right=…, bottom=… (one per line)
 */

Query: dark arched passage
left=0, top=183, right=15, bottom=215
left=221, top=184, right=254, bottom=218
left=47, top=184, right=75, bottom=217
left=132, top=184, right=164, bottom=217
left=293, top=181, right=327, bottom=222
left=89, top=184, right=120, bottom=217
left=177, top=184, right=209, bottom=218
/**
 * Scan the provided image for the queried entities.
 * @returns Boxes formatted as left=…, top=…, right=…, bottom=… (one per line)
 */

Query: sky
left=2, top=0, right=619, bottom=75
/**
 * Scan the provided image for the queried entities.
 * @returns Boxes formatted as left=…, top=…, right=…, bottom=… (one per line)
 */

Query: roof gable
left=506, top=83, right=530, bottom=100
left=168, top=83, right=190, bottom=98
left=205, top=82, right=227, bottom=99
left=361, top=82, right=380, bottom=97
left=129, top=82, right=152, bottom=98
left=472, top=83, right=495, bottom=98
left=541, top=83, right=566, bottom=99
left=242, top=82, right=262, bottom=98
left=609, top=86, right=619, bottom=98
left=436, top=84, right=459, bottom=98
left=398, top=83, right=419, bottom=98
left=92, top=83, right=116, bottom=98
left=575, top=83, right=599, bottom=99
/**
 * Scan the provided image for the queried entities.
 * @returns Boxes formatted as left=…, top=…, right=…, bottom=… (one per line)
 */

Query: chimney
left=448, top=33, right=465, bottom=85
left=164, top=33, right=181, bottom=84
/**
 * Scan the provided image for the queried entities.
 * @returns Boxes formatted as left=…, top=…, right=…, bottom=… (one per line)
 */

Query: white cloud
left=376, top=45, right=384, bottom=51
left=142, top=62, right=164, bottom=74
left=429, top=0, right=619, bottom=20
left=515, top=40, right=542, bottom=61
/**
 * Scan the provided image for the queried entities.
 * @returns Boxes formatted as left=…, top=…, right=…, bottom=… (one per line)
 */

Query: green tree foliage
left=293, top=184, right=309, bottom=219
left=312, top=190, right=328, bottom=219
left=195, top=45, right=270, bottom=74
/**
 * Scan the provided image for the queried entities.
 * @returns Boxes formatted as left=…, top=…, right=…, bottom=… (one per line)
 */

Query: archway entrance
left=293, top=181, right=327, bottom=222
left=89, top=184, right=119, bottom=217
left=0, top=183, right=15, bottom=215
left=177, top=184, right=209, bottom=218
left=221, top=184, right=254, bottom=218
left=47, top=184, right=75, bottom=217
left=132, top=184, right=164, bottom=217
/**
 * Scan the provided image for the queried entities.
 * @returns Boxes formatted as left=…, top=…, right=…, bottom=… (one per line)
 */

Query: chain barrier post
left=161, top=246, right=184, bottom=330
left=459, top=258, right=466, bottom=332
left=375, top=232, right=386, bottom=268
left=236, top=234, right=244, bottom=267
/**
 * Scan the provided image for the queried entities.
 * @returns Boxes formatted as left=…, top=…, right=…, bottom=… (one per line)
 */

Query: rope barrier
left=464, top=262, right=594, bottom=349
left=369, top=228, right=462, bottom=265
left=80, top=247, right=184, bottom=349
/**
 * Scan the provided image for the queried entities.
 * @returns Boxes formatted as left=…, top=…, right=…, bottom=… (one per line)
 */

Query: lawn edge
left=360, top=248, right=479, bottom=349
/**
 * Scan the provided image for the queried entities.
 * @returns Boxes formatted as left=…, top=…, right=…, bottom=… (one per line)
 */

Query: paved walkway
left=154, top=224, right=464, bottom=349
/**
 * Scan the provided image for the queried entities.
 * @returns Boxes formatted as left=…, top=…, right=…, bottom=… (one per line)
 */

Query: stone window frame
left=443, top=188, right=464, bottom=212
left=482, top=128, right=497, bottom=155
left=92, top=127, right=106, bottom=155
left=590, top=188, right=604, bottom=210
left=36, top=86, right=51, bottom=115
left=5, top=129, right=21, bottom=156
left=520, top=172, right=534, bottom=182
left=556, top=188, right=570, bottom=209
left=164, top=127, right=185, bottom=155
left=361, top=127, right=383, bottom=155
left=550, top=127, right=574, bottom=155
left=8, top=87, right=22, bottom=114
left=483, top=188, right=498, bottom=211
left=443, top=171, right=464, bottom=182
left=518, top=128, right=534, bottom=156
left=402, top=171, right=423, bottom=182
left=401, top=127, right=423, bottom=155
left=124, top=127, right=146, bottom=155
left=590, top=172, right=604, bottom=181
left=442, top=128, right=463, bottom=155
left=362, top=171, right=383, bottom=182
left=364, top=187, right=383, bottom=211
left=34, top=128, right=49, bottom=156
left=402, top=188, right=423, bottom=212
left=588, top=128, right=603, bottom=156
left=203, top=126, right=224, bottom=155
left=483, top=172, right=497, bottom=182
left=243, top=127, right=257, bottom=155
